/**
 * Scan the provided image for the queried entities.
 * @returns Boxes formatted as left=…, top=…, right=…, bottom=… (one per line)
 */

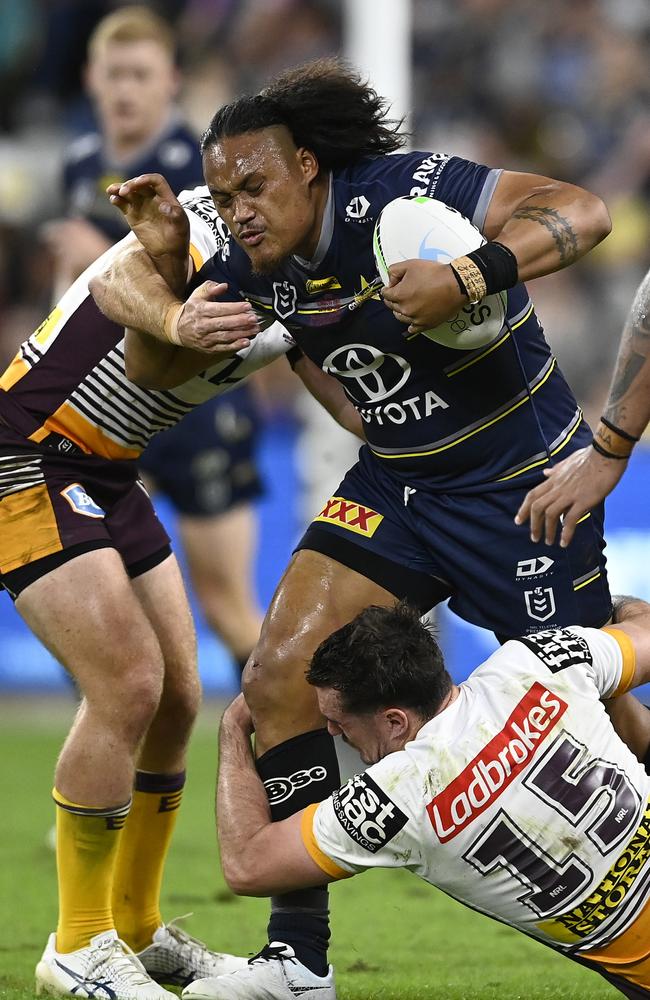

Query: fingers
left=559, top=506, right=584, bottom=549
left=190, top=280, right=231, bottom=301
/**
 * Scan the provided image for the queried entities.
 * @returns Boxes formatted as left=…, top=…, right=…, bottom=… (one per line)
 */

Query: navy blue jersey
left=63, top=116, right=203, bottom=243
left=201, top=150, right=590, bottom=491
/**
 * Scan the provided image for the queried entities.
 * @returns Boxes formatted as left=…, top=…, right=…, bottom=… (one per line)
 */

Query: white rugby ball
left=373, top=196, right=506, bottom=350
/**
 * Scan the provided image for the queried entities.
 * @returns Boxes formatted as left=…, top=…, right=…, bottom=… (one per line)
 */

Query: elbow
left=588, top=193, right=612, bottom=247
left=88, top=273, right=110, bottom=314
left=221, top=857, right=264, bottom=897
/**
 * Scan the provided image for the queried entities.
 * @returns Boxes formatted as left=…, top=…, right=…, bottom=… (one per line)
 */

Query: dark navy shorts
left=296, top=445, right=612, bottom=640
left=139, top=387, right=263, bottom=518
left=0, top=426, right=170, bottom=599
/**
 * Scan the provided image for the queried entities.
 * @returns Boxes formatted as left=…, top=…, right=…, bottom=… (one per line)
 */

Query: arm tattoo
left=512, top=205, right=579, bottom=266
left=605, top=268, right=650, bottom=427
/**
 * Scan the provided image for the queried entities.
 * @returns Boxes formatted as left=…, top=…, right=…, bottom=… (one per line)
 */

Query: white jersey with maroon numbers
left=302, top=626, right=649, bottom=958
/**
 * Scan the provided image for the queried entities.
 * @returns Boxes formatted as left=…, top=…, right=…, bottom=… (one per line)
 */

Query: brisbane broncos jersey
left=0, top=187, right=291, bottom=462
left=63, top=116, right=203, bottom=243
left=201, top=150, right=590, bottom=491
left=302, top=627, right=650, bottom=965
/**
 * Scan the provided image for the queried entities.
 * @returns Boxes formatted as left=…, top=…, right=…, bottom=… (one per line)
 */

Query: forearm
left=295, top=354, right=365, bottom=440
left=89, top=243, right=184, bottom=342
left=217, top=712, right=273, bottom=892
left=600, top=268, right=650, bottom=440
left=493, top=182, right=611, bottom=281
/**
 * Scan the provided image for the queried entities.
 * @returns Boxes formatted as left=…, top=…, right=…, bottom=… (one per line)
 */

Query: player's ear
left=384, top=708, right=411, bottom=743
left=297, top=147, right=320, bottom=186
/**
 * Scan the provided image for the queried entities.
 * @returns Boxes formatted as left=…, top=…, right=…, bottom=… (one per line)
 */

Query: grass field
left=1, top=696, right=619, bottom=1000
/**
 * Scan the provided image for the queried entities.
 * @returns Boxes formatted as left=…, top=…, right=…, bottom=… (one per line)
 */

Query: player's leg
left=109, top=552, right=247, bottom=984
left=185, top=457, right=449, bottom=999
left=179, top=502, right=263, bottom=675
left=12, top=548, right=176, bottom=1000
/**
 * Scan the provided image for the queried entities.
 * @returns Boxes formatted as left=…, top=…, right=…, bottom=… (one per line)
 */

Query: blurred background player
left=43, top=5, right=265, bottom=679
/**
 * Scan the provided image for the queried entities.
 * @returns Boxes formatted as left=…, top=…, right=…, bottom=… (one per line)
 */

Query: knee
left=105, top=646, right=166, bottom=741
left=242, top=627, right=315, bottom=718
left=156, top=653, right=202, bottom=735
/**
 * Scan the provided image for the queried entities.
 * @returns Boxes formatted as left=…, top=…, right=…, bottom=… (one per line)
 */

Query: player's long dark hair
left=200, top=58, right=406, bottom=168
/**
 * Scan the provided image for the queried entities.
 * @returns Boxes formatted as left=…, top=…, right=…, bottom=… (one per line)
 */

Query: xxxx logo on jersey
left=314, top=496, right=384, bottom=537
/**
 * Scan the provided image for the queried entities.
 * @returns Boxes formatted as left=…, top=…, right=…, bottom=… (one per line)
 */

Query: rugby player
left=91, top=58, right=635, bottom=996
left=1, top=182, right=359, bottom=997
left=516, top=264, right=650, bottom=548
left=45, top=5, right=266, bottom=679
left=199, top=601, right=650, bottom=1000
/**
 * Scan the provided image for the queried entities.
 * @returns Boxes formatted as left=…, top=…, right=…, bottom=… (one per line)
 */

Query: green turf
left=0, top=698, right=618, bottom=1000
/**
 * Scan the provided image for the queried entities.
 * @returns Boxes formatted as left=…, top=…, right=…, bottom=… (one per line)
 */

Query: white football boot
left=35, top=929, right=177, bottom=1000
left=137, top=918, right=248, bottom=987
left=182, top=942, right=336, bottom=999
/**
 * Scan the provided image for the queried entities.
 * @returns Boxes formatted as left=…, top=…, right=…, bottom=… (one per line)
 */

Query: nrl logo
left=272, top=280, right=298, bottom=320
left=524, top=586, right=556, bottom=623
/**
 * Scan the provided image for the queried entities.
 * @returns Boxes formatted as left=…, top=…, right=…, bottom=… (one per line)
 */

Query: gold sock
left=53, top=788, right=130, bottom=953
left=111, top=770, right=185, bottom=952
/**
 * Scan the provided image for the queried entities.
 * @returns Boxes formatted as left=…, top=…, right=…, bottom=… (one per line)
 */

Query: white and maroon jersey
left=0, top=186, right=292, bottom=461
left=302, top=627, right=649, bottom=957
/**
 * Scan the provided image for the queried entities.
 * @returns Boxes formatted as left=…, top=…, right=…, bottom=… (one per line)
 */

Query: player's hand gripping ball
left=373, top=196, right=506, bottom=350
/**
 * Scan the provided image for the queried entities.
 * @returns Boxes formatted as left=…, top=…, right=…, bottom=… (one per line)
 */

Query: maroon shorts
left=0, top=427, right=170, bottom=598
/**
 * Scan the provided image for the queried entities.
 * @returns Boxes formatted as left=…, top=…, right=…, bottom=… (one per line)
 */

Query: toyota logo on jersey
left=322, top=344, right=411, bottom=403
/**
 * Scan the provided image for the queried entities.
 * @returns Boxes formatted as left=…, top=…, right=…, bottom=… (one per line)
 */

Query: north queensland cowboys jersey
left=200, top=150, right=590, bottom=491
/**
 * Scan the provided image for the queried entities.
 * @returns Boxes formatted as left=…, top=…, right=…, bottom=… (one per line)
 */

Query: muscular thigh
left=247, top=549, right=397, bottom=752
left=15, top=547, right=163, bottom=700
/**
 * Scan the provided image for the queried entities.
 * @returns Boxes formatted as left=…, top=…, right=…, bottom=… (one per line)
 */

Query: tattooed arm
left=482, top=170, right=611, bottom=280
left=515, top=267, right=650, bottom=547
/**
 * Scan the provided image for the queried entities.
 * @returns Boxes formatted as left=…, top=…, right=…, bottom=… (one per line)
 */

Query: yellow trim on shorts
left=602, top=627, right=636, bottom=696
left=0, top=484, right=62, bottom=574
left=300, top=804, right=353, bottom=881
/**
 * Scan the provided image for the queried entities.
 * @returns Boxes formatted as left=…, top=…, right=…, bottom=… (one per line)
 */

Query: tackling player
left=91, top=58, right=633, bottom=996
left=1, top=181, right=358, bottom=998
left=44, top=4, right=266, bottom=679
left=201, top=601, right=650, bottom=1000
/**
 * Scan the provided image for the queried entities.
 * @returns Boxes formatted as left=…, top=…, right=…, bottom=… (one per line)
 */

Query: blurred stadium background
left=1, top=0, right=650, bottom=695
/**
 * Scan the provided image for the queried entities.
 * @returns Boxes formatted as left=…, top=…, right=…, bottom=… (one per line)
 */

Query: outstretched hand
left=106, top=172, right=189, bottom=260
left=515, top=446, right=628, bottom=548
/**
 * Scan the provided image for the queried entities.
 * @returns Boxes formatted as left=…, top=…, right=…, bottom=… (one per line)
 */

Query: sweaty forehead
left=203, top=126, right=296, bottom=186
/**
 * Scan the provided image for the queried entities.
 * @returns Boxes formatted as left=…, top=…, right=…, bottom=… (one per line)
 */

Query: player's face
left=317, top=689, right=400, bottom=766
left=87, top=41, right=178, bottom=143
left=203, top=126, right=321, bottom=275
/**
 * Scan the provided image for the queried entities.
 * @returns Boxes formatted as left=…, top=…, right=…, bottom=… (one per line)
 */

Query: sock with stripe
left=53, top=787, right=130, bottom=953
left=111, top=770, right=185, bottom=952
